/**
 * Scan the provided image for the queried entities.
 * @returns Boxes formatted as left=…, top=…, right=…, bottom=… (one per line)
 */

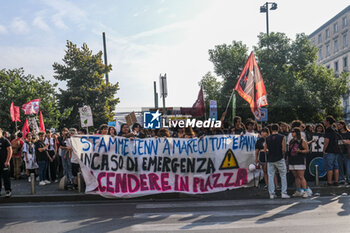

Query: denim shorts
left=323, top=153, right=339, bottom=171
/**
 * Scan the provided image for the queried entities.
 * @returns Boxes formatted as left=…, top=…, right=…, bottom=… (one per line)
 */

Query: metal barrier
left=77, top=172, right=82, bottom=193
left=315, top=165, right=319, bottom=186
left=30, top=173, right=35, bottom=194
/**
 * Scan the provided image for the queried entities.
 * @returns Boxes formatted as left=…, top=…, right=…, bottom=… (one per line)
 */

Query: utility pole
left=154, top=81, right=158, bottom=108
left=102, top=32, right=109, bottom=84
left=159, top=74, right=167, bottom=115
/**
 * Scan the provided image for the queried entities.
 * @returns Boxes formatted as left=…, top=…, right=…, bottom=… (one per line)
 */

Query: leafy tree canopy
left=0, top=68, right=65, bottom=132
left=53, top=41, right=120, bottom=129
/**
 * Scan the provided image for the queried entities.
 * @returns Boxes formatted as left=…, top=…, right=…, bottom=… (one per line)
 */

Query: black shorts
left=258, top=152, right=267, bottom=163
left=71, top=163, right=80, bottom=176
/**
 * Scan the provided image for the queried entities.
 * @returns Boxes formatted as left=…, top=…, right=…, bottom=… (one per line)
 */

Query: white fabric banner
left=72, top=134, right=260, bottom=198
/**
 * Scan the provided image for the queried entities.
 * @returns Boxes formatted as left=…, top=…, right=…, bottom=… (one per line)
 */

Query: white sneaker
left=302, top=192, right=309, bottom=198
left=281, top=193, right=291, bottom=199
left=292, top=191, right=303, bottom=197
left=28, top=177, right=31, bottom=182
left=269, top=194, right=277, bottom=199
left=39, top=181, right=46, bottom=186
left=44, top=180, right=51, bottom=184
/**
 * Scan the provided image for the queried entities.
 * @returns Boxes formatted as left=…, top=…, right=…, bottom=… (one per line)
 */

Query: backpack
left=11, top=139, right=21, bottom=154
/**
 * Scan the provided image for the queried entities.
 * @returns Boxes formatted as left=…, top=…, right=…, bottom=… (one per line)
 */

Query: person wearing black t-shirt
left=35, top=132, right=52, bottom=186
left=323, top=116, right=340, bottom=186
left=336, top=120, right=350, bottom=184
left=288, top=127, right=309, bottom=198
left=0, top=128, right=12, bottom=197
left=58, top=128, right=73, bottom=184
left=255, top=127, right=277, bottom=189
left=264, top=124, right=290, bottom=199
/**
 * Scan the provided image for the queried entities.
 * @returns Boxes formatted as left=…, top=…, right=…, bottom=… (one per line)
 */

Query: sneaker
left=28, top=177, right=31, bottom=183
left=281, top=193, right=290, bottom=199
left=269, top=194, right=277, bottom=199
left=263, top=185, right=267, bottom=190
left=39, top=181, right=46, bottom=186
left=36, top=176, right=39, bottom=181
left=292, top=191, right=303, bottom=197
left=54, top=179, right=59, bottom=183
left=302, top=192, right=309, bottom=198
left=5, top=191, right=11, bottom=198
left=44, top=180, right=51, bottom=184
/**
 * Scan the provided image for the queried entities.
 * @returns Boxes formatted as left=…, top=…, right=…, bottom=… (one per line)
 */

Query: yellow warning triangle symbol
left=219, top=149, right=239, bottom=170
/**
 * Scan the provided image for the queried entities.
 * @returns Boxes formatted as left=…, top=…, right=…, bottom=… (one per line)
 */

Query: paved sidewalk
left=1, top=178, right=350, bottom=203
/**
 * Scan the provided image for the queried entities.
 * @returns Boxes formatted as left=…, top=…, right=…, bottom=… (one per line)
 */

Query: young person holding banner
left=287, top=128, right=309, bottom=198
left=255, top=128, right=277, bottom=190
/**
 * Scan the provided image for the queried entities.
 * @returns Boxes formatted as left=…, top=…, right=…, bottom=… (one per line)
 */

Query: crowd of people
left=0, top=114, right=349, bottom=199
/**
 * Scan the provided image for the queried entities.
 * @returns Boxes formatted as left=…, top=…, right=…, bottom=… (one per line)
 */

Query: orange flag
left=234, top=52, right=268, bottom=120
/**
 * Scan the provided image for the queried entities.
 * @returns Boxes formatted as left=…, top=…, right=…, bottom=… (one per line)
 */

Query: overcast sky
left=0, top=0, right=349, bottom=112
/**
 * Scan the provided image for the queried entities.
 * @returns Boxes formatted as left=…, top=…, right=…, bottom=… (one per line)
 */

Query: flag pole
left=15, top=121, right=18, bottom=132
left=220, top=89, right=235, bottom=122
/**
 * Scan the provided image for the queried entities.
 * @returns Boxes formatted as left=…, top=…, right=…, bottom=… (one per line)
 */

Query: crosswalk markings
left=132, top=197, right=348, bottom=231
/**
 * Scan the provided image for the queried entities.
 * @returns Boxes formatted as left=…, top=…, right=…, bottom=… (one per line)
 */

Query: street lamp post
left=260, top=2, right=277, bottom=36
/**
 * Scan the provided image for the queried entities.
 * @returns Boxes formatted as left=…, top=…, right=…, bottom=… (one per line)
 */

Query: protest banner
left=125, top=112, right=137, bottom=127
left=71, top=134, right=260, bottom=198
left=79, top=105, right=94, bottom=128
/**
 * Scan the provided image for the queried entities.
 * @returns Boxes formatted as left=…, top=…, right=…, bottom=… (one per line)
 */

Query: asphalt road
left=1, top=196, right=350, bottom=233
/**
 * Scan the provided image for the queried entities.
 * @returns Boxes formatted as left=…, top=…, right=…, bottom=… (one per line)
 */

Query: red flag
left=234, top=52, right=268, bottom=120
left=39, top=111, right=45, bottom=132
left=21, top=119, right=30, bottom=138
left=192, top=87, right=205, bottom=117
left=180, top=87, right=206, bottom=117
left=22, top=98, right=41, bottom=115
left=10, top=102, right=21, bottom=122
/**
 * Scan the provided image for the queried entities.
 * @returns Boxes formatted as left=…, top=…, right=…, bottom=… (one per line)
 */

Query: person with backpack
left=287, top=127, right=310, bottom=198
left=11, top=132, right=24, bottom=179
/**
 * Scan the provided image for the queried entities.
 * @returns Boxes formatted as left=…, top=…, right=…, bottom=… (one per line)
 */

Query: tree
left=208, top=41, right=251, bottom=121
left=254, top=32, right=348, bottom=122
left=208, top=33, right=349, bottom=123
left=53, top=41, right=120, bottom=129
left=198, top=72, right=222, bottom=115
left=0, top=68, right=64, bottom=132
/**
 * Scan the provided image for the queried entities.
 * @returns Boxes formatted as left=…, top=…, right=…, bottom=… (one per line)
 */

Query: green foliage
left=53, top=41, right=120, bottom=129
left=208, top=41, right=251, bottom=121
left=254, top=32, right=348, bottom=122
left=198, top=72, right=222, bottom=114
left=0, top=68, right=62, bottom=132
left=206, top=33, right=349, bottom=123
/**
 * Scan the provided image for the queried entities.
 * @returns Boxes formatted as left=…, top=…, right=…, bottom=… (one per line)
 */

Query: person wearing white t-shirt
left=22, top=133, right=38, bottom=182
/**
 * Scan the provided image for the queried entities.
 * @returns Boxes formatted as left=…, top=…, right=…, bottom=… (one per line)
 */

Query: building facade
left=309, top=5, right=350, bottom=121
